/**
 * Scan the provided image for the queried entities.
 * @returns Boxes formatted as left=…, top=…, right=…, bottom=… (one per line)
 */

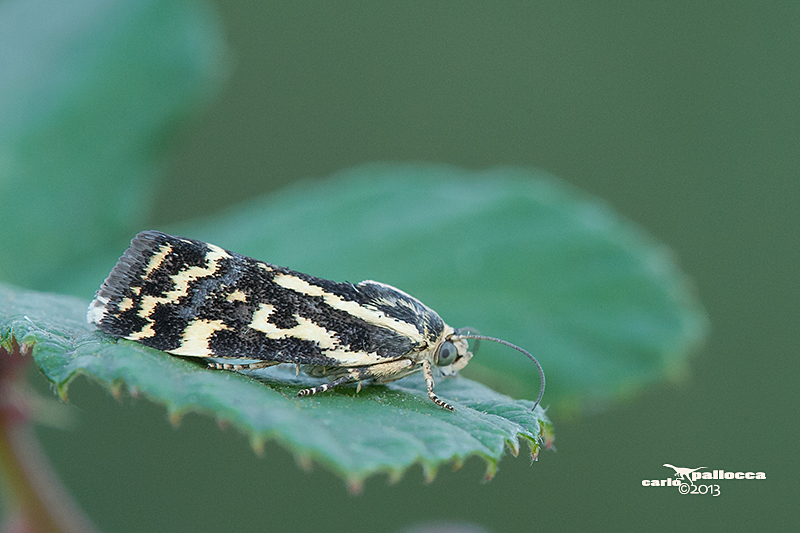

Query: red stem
left=0, top=342, right=100, bottom=533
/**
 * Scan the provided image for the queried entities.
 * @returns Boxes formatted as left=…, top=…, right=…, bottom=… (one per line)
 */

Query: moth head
left=433, top=334, right=471, bottom=371
left=444, top=327, right=546, bottom=412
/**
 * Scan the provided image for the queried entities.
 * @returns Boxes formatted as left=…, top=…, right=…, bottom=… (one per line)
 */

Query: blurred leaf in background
left=0, top=0, right=228, bottom=293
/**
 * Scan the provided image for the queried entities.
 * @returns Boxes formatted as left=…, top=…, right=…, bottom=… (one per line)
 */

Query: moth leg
left=297, top=359, right=414, bottom=398
left=422, top=359, right=455, bottom=412
left=297, top=374, right=358, bottom=398
left=207, top=360, right=280, bottom=371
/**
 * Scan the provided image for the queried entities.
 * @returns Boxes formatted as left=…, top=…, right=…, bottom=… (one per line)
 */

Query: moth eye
left=436, top=341, right=458, bottom=366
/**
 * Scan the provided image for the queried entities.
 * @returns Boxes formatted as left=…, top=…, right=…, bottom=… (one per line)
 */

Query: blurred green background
left=3, top=0, right=797, bottom=531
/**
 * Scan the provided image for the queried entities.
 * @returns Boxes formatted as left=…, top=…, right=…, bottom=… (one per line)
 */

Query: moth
left=88, top=231, right=545, bottom=412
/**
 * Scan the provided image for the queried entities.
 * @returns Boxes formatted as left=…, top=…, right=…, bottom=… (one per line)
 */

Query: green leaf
left=0, top=283, right=552, bottom=486
left=0, top=0, right=227, bottom=292
left=178, top=164, right=708, bottom=413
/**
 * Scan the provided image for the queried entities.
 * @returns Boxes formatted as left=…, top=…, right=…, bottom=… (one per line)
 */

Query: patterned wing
left=88, top=231, right=432, bottom=367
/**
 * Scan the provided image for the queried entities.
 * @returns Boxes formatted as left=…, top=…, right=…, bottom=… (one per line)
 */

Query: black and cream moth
left=88, top=231, right=544, bottom=412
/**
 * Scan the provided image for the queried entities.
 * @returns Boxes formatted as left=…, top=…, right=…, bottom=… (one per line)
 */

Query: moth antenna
left=455, top=327, right=481, bottom=354
left=454, top=334, right=545, bottom=412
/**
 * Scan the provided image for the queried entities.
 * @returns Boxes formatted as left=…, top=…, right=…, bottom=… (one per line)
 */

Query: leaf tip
left=530, top=441, right=541, bottom=462
left=421, top=462, right=438, bottom=484
left=294, top=454, right=313, bottom=472
left=56, top=384, right=69, bottom=402
left=110, top=381, right=123, bottom=401
left=387, top=469, right=404, bottom=485
left=482, top=461, right=498, bottom=483
left=507, top=439, right=520, bottom=458
left=347, top=478, right=363, bottom=495
left=249, top=435, right=265, bottom=457
left=168, top=410, right=182, bottom=428
left=541, top=423, right=556, bottom=450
